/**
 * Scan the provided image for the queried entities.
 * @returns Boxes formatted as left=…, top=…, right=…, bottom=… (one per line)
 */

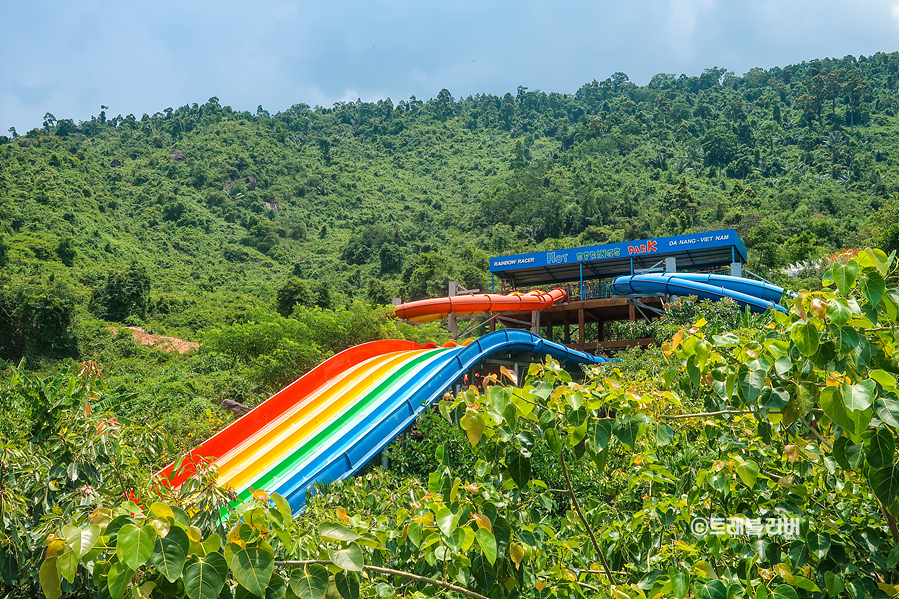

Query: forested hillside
left=2, top=52, right=899, bottom=404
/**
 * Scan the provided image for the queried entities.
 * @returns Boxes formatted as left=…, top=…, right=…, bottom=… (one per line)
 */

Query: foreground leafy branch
left=274, top=561, right=490, bottom=599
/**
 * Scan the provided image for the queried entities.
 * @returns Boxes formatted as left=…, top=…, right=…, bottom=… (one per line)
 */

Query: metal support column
left=448, top=281, right=458, bottom=339
left=579, top=263, right=584, bottom=300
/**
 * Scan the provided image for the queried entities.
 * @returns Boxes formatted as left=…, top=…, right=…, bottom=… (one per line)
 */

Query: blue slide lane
left=611, top=273, right=789, bottom=313
left=275, top=329, right=605, bottom=511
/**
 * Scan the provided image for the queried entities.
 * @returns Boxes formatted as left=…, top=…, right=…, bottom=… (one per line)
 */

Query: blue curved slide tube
left=611, top=273, right=788, bottom=313
left=271, top=329, right=605, bottom=511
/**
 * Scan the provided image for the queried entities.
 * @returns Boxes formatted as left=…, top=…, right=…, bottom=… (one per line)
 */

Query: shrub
left=89, top=262, right=152, bottom=322
left=0, top=280, right=77, bottom=361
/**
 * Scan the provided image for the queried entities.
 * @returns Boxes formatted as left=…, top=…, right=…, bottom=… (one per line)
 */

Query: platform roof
left=490, top=229, right=748, bottom=288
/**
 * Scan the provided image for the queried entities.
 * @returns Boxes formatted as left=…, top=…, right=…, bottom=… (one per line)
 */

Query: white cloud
left=667, top=0, right=717, bottom=59
left=4, top=0, right=899, bottom=130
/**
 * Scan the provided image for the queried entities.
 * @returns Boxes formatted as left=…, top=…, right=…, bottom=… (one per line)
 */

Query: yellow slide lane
left=209, top=351, right=385, bottom=470
left=216, top=349, right=430, bottom=491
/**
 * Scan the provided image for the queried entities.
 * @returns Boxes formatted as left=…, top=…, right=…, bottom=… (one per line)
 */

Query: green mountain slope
left=2, top=52, right=899, bottom=354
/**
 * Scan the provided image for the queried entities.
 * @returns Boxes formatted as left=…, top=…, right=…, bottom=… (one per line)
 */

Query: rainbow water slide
left=610, top=273, right=789, bottom=313
left=157, top=330, right=603, bottom=513
left=394, top=288, right=568, bottom=323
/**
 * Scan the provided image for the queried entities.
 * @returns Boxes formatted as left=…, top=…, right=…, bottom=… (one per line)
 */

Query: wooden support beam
left=629, top=304, right=636, bottom=322
left=497, top=315, right=532, bottom=327
left=578, top=309, right=585, bottom=345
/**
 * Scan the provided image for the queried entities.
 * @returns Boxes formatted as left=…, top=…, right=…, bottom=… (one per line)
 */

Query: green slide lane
left=235, top=347, right=450, bottom=501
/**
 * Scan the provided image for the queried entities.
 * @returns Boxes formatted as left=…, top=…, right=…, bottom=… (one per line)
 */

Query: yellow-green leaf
left=39, top=558, right=62, bottom=599
left=476, top=528, right=497, bottom=565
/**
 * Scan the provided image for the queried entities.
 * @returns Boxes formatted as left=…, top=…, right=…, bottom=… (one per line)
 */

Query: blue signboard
left=489, top=229, right=747, bottom=273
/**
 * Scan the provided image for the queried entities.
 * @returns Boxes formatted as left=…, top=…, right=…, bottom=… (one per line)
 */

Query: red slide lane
left=156, top=339, right=425, bottom=487
left=395, top=288, right=568, bottom=324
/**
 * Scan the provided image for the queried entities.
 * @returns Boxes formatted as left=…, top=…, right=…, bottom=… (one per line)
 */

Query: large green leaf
left=876, top=397, right=899, bottom=428
left=613, top=414, right=640, bottom=448
left=271, top=493, right=294, bottom=523
left=470, top=555, right=495, bottom=592
left=738, top=369, right=766, bottom=403
left=107, top=561, right=134, bottom=599
left=821, top=387, right=872, bottom=442
left=461, top=412, right=485, bottom=445
left=475, top=528, right=497, bottom=565
left=56, top=550, right=78, bottom=584
left=788, top=541, right=810, bottom=568
left=833, top=437, right=865, bottom=470
left=263, top=572, right=286, bottom=599
left=230, top=545, right=274, bottom=597
left=669, top=568, right=689, bottom=599
left=860, top=271, right=885, bottom=307
left=588, top=419, right=612, bottom=452
left=832, top=261, right=859, bottom=296
left=335, top=571, right=359, bottom=599
left=772, top=585, right=799, bottom=599
left=697, top=580, right=727, bottom=599
left=871, top=464, right=899, bottom=506
left=150, top=526, right=190, bottom=583
left=735, top=459, right=759, bottom=487
left=833, top=326, right=861, bottom=353
left=183, top=553, right=228, bottom=599
left=116, top=523, right=157, bottom=571
left=593, top=446, right=608, bottom=474
left=807, top=532, right=832, bottom=559
left=318, top=523, right=361, bottom=543
left=872, top=370, right=898, bottom=393
left=841, top=380, right=876, bottom=412
left=544, top=428, right=562, bottom=454
left=63, top=524, right=101, bottom=559
left=824, top=572, right=844, bottom=597
left=506, top=452, right=531, bottom=489
left=436, top=507, right=455, bottom=537
left=329, top=543, right=364, bottom=572
left=39, top=558, right=62, bottom=599
left=826, top=299, right=852, bottom=327
left=289, top=564, right=330, bottom=599
left=865, top=428, right=896, bottom=469
left=790, top=323, right=819, bottom=357
left=655, top=422, right=674, bottom=446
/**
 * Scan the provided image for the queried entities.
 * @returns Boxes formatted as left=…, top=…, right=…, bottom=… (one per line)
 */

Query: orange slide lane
left=394, top=288, right=568, bottom=324
left=156, top=339, right=425, bottom=488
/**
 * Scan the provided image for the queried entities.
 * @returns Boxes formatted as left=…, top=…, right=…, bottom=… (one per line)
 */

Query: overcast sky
left=2, top=0, right=899, bottom=132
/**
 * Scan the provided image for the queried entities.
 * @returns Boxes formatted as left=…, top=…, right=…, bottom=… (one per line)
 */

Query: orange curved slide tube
left=156, top=339, right=423, bottom=487
left=394, top=288, right=568, bottom=324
